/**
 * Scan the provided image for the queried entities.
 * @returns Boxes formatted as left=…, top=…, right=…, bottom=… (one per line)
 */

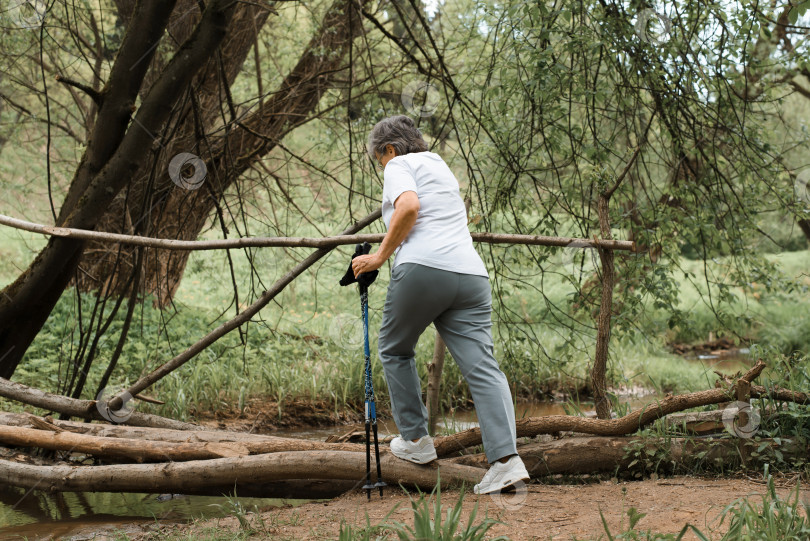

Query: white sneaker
left=473, top=454, right=530, bottom=494
left=389, top=435, right=437, bottom=464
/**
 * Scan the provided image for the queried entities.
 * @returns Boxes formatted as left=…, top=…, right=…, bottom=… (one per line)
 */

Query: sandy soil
left=134, top=474, right=808, bottom=540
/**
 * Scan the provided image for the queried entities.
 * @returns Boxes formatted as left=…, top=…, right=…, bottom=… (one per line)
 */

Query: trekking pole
left=339, top=242, right=386, bottom=499
left=360, top=280, right=386, bottom=498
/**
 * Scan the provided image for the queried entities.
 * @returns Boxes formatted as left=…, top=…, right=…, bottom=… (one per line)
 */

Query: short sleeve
left=383, top=158, right=418, bottom=206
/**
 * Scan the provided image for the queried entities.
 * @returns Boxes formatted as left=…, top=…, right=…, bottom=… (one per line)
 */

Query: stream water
left=0, top=352, right=750, bottom=540
left=0, top=486, right=308, bottom=539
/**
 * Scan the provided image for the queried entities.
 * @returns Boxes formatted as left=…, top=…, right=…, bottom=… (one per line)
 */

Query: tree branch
left=0, top=212, right=637, bottom=252
left=55, top=74, right=103, bottom=106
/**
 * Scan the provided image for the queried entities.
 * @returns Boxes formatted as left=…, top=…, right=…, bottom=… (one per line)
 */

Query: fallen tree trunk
left=0, top=451, right=483, bottom=494
left=0, top=403, right=773, bottom=465
left=0, top=400, right=797, bottom=470
left=0, top=412, right=311, bottom=443
left=0, top=422, right=367, bottom=462
left=177, top=479, right=359, bottom=499
left=0, top=402, right=785, bottom=454
left=434, top=361, right=807, bottom=455
left=0, top=405, right=766, bottom=447
left=451, top=436, right=635, bottom=474
left=450, top=436, right=809, bottom=477
left=0, top=470, right=354, bottom=499
left=2, top=434, right=804, bottom=496
left=661, top=404, right=787, bottom=435
left=749, top=383, right=808, bottom=404
left=2, top=359, right=805, bottom=474
left=4, top=360, right=804, bottom=461
left=0, top=379, right=198, bottom=430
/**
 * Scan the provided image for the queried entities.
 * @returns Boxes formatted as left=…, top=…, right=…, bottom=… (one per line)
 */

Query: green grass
left=715, top=466, right=810, bottom=540
left=384, top=476, right=508, bottom=541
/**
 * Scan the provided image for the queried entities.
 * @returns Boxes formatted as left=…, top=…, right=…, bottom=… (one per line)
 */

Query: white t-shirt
left=381, top=151, right=488, bottom=277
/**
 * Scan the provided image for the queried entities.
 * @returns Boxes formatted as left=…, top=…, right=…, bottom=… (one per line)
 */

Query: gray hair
left=367, top=115, right=428, bottom=162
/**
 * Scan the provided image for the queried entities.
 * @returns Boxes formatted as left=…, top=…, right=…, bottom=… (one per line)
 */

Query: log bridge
left=1, top=360, right=808, bottom=498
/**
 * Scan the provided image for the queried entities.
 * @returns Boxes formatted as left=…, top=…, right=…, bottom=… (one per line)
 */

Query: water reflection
left=0, top=485, right=305, bottom=539
left=684, top=348, right=750, bottom=374
left=272, top=395, right=658, bottom=441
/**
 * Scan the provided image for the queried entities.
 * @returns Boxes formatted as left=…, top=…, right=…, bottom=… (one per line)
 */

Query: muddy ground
left=118, top=474, right=807, bottom=540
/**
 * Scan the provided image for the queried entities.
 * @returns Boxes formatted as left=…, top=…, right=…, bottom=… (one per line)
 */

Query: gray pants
left=377, top=262, right=517, bottom=464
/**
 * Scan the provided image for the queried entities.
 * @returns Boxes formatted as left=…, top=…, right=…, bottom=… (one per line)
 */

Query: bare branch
left=0, top=212, right=636, bottom=252
left=55, top=74, right=103, bottom=106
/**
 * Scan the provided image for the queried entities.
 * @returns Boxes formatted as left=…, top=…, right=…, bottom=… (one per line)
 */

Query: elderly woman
left=351, top=115, right=530, bottom=495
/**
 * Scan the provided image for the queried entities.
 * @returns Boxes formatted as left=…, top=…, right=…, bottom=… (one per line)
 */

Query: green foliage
left=216, top=493, right=259, bottom=533
left=337, top=507, right=399, bottom=541
left=385, top=476, right=508, bottom=541
left=592, top=506, right=709, bottom=541
left=716, top=466, right=810, bottom=541
left=622, top=431, right=679, bottom=480
left=331, top=478, right=508, bottom=541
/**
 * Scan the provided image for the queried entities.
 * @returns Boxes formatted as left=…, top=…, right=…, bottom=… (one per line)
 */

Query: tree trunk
left=426, top=333, right=446, bottom=436
left=74, top=1, right=274, bottom=301
left=0, top=424, right=369, bottom=462
left=2, top=435, right=803, bottom=497
left=0, top=0, right=238, bottom=379
left=0, top=407, right=759, bottom=444
left=77, top=0, right=367, bottom=308
left=1, top=361, right=805, bottom=498
left=0, top=411, right=371, bottom=445
left=0, top=451, right=484, bottom=494
left=434, top=361, right=776, bottom=456
left=0, top=377, right=199, bottom=430
left=61, top=1, right=272, bottom=404
left=592, top=191, right=615, bottom=420
left=8, top=360, right=805, bottom=456
left=798, top=218, right=810, bottom=242
left=449, top=436, right=807, bottom=477
left=0, top=214, right=636, bottom=252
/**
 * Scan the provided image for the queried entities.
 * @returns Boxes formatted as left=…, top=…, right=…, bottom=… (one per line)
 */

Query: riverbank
left=114, top=474, right=809, bottom=540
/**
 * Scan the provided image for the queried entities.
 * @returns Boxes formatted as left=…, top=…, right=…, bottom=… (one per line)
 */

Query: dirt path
left=139, top=475, right=807, bottom=540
